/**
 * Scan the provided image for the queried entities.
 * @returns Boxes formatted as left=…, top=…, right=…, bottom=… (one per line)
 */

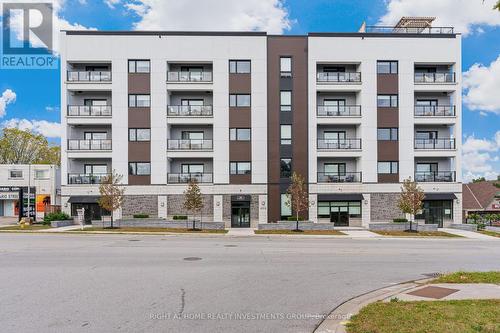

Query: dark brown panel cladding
left=128, top=73, right=151, bottom=94
left=229, top=174, right=252, bottom=185
left=377, top=108, right=399, bottom=127
left=229, top=141, right=251, bottom=160
left=378, top=174, right=399, bottom=183
left=229, top=107, right=251, bottom=127
left=128, top=108, right=151, bottom=127
left=267, top=36, right=308, bottom=222
left=377, top=74, right=398, bottom=94
left=377, top=141, right=399, bottom=160
left=128, top=142, right=151, bottom=160
left=229, top=73, right=251, bottom=92
left=128, top=175, right=151, bottom=186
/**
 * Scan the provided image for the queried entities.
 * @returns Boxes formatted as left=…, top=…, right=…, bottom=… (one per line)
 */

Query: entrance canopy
left=424, top=193, right=456, bottom=201
left=318, top=194, right=364, bottom=201
left=67, top=196, right=100, bottom=203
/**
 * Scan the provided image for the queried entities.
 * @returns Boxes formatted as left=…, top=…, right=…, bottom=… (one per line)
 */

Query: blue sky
left=0, top=0, right=499, bottom=181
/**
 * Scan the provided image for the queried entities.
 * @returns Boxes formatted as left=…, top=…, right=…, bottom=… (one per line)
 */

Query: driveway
left=0, top=234, right=499, bottom=333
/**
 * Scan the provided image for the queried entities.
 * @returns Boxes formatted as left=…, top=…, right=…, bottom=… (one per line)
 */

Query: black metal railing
left=67, top=71, right=112, bottom=82
left=317, top=105, right=361, bottom=117
left=317, top=72, right=361, bottom=83
left=167, top=139, right=213, bottom=150
left=414, top=72, right=455, bottom=83
left=167, top=71, right=212, bottom=82
left=414, top=105, right=455, bottom=117
left=415, top=171, right=456, bottom=182
left=167, top=173, right=213, bottom=183
left=365, top=26, right=454, bottom=34
left=67, top=139, right=112, bottom=150
left=415, top=138, right=455, bottom=150
left=167, top=105, right=213, bottom=117
left=317, top=138, right=362, bottom=150
left=68, top=173, right=111, bottom=184
left=317, top=172, right=362, bottom=183
left=67, top=105, right=112, bottom=117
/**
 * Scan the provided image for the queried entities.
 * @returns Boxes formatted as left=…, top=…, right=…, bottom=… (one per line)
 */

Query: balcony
left=167, top=105, right=213, bottom=117
left=415, top=138, right=455, bottom=150
left=317, top=105, right=361, bottom=117
left=67, top=71, right=112, bottom=82
left=414, top=72, right=455, bottom=84
left=415, top=171, right=456, bottom=182
left=414, top=105, right=455, bottom=117
left=167, top=71, right=212, bottom=82
left=317, top=72, right=361, bottom=84
left=317, top=172, right=362, bottom=183
left=167, top=173, right=213, bottom=184
left=67, top=139, right=112, bottom=151
left=167, top=139, right=213, bottom=151
left=317, top=139, right=362, bottom=150
left=67, top=105, right=112, bottom=117
left=68, top=173, right=110, bottom=185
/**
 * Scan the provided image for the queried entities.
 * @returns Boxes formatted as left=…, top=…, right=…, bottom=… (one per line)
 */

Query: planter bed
left=91, top=218, right=225, bottom=230
left=50, top=220, right=76, bottom=228
left=258, top=221, right=339, bottom=231
left=369, top=223, right=438, bottom=232
left=485, top=226, right=500, bottom=233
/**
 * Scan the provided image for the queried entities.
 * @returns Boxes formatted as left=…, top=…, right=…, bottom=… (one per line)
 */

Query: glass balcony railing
left=167, top=71, right=212, bottom=82
left=414, top=72, right=455, bottom=83
left=317, top=172, right=362, bottom=183
left=167, top=139, right=213, bottom=150
left=317, top=72, right=361, bottom=83
left=317, top=105, right=361, bottom=117
left=67, top=105, right=112, bottom=117
left=67, top=139, right=112, bottom=150
left=414, top=105, right=455, bottom=117
left=67, top=71, right=112, bottom=82
left=68, top=173, right=110, bottom=184
left=415, top=138, right=455, bottom=150
left=167, top=105, right=213, bottom=117
left=415, top=171, right=456, bottom=182
left=365, top=26, right=454, bottom=34
left=167, top=173, right=213, bottom=184
left=317, top=138, right=362, bottom=150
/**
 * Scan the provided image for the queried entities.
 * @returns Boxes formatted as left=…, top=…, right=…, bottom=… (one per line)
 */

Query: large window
left=318, top=201, right=361, bottom=218
left=280, top=125, right=292, bottom=145
left=181, top=164, right=204, bottom=174
left=129, top=128, right=151, bottom=142
left=416, top=163, right=438, bottom=173
left=84, top=132, right=107, bottom=140
left=281, top=194, right=292, bottom=217
left=230, top=162, right=251, bottom=175
left=128, top=60, right=150, bottom=73
left=229, top=60, right=251, bottom=74
left=377, top=128, right=398, bottom=141
left=129, top=94, right=150, bottom=107
left=129, top=162, right=151, bottom=175
left=34, top=169, right=49, bottom=179
left=9, top=170, right=23, bottom=179
left=377, top=161, right=398, bottom=174
left=324, top=163, right=346, bottom=175
left=280, top=91, right=292, bottom=112
left=280, top=57, right=292, bottom=77
left=280, top=158, right=292, bottom=178
left=377, top=95, right=398, bottom=108
left=85, top=164, right=108, bottom=174
left=229, top=128, right=251, bottom=141
left=377, top=61, right=398, bottom=74
left=229, top=94, right=251, bottom=107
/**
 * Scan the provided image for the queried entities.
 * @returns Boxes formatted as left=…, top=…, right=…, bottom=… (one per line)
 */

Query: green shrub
left=43, top=212, right=71, bottom=225
left=173, top=215, right=188, bottom=220
left=393, top=218, right=408, bottom=223
left=286, top=216, right=305, bottom=221
left=133, top=214, right=149, bottom=219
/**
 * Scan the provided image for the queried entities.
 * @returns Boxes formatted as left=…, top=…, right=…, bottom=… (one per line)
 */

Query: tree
left=398, top=177, right=425, bottom=232
left=183, top=179, right=204, bottom=230
left=495, top=1, right=500, bottom=10
left=286, top=172, right=310, bottom=232
left=472, top=176, right=486, bottom=183
left=0, top=128, right=60, bottom=165
left=97, top=171, right=125, bottom=229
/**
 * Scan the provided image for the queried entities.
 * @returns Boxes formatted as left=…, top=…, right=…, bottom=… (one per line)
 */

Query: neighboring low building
left=463, top=181, right=500, bottom=220
left=0, top=164, right=61, bottom=220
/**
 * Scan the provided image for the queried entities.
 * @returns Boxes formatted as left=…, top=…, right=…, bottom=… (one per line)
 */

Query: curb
left=313, top=277, right=433, bottom=333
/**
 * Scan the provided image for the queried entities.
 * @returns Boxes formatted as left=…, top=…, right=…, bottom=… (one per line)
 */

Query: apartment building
left=60, top=17, right=462, bottom=227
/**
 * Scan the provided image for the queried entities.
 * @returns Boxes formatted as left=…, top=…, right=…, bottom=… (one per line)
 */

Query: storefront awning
left=318, top=194, right=364, bottom=201
left=424, top=193, right=457, bottom=200
left=67, top=196, right=100, bottom=203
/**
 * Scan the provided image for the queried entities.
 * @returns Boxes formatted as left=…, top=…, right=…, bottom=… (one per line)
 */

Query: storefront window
left=317, top=201, right=361, bottom=218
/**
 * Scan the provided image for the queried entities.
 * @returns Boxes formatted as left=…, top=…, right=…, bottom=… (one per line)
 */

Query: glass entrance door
left=330, top=211, right=349, bottom=226
left=231, top=201, right=250, bottom=228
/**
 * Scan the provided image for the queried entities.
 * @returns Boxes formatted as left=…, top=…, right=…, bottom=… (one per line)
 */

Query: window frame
left=129, top=128, right=151, bottom=142
left=84, top=164, right=108, bottom=175
left=377, top=94, right=398, bottom=108
left=229, top=162, right=251, bottom=175
left=229, top=60, right=251, bottom=74
left=377, top=161, right=399, bottom=174
left=280, top=125, right=292, bottom=145
left=280, top=56, right=292, bottom=77
left=128, top=59, right=151, bottom=73
left=377, top=128, right=398, bottom=141
left=181, top=163, right=204, bottom=174
left=377, top=61, right=398, bottom=74
left=9, top=170, right=23, bottom=179
left=280, top=158, right=292, bottom=178
left=128, top=162, right=151, bottom=176
left=229, top=94, right=251, bottom=107
left=229, top=128, right=251, bottom=141
left=129, top=94, right=151, bottom=108
left=280, top=90, right=292, bottom=112
left=280, top=193, right=292, bottom=218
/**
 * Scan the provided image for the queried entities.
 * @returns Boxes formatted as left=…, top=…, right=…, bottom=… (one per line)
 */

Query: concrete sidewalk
left=43, top=225, right=89, bottom=232
left=440, top=228, right=498, bottom=240
left=392, top=283, right=500, bottom=301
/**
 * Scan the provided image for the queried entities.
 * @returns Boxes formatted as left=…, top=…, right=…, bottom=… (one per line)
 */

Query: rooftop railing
left=365, top=26, right=454, bottom=34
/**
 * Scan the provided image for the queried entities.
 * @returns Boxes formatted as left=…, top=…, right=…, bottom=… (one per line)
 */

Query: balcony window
left=280, top=57, right=292, bottom=77
left=377, top=95, right=398, bottom=108
left=129, top=94, right=150, bottom=107
left=280, top=91, right=292, bottom=112
left=280, top=158, right=292, bottom=178
left=129, top=128, right=151, bottom=142
left=377, top=61, right=398, bottom=74
left=84, top=132, right=107, bottom=140
left=229, top=128, right=251, bottom=141
left=129, top=162, right=150, bottom=176
left=128, top=60, right=150, bottom=73
left=85, top=164, right=108, bottom=174
left=377, top=128, right=398, bottom=141
left=181, top=164, right=204, bottom=174
left=9, top=170, right=23, bottom=179
left=280, top=125, right=292, bottom=145
left=229, top=60, right=251, bottom=74
left=229, top=94, right=251, bottom=107
left=377, top=161, right=398, bottom=174
left=324, top=163, right=346, bottom=175
left=230, top=162, right=251, bottom=175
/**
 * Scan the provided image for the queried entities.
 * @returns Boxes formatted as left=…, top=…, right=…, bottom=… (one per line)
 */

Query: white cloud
left=462, top=131, right=500, bottom=182
left=463, top=55, right=500, bottom=115
left=125, top=0, right=292, bottom=34
left=379, top=0, right=500, bottom=36
left=0, top=89, right=17, bottom=118
left=2, top=118, right=61, bottom=138
left=104, top=0, right=121, bottom=9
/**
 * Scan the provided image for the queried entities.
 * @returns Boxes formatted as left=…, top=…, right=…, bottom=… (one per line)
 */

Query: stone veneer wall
left=122, top=195, right=158, bottom=217
left=167, top=194, right=213, bottom=220
left=370, top=193, right=404, bottom=222
left=222, top=194, right=260, bottom=227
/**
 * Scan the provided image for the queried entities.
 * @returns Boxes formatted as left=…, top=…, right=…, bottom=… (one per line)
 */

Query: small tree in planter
left=398, top=177, right=425, bottom=232
left=286, top=172, right=310, bottom=232
left=183, top=179, right=204, bottom=231
left=97, top=171, right=125, bottom=229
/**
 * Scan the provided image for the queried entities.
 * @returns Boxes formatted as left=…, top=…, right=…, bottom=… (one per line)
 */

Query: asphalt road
left=0, top=233, right=499, bottom=333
